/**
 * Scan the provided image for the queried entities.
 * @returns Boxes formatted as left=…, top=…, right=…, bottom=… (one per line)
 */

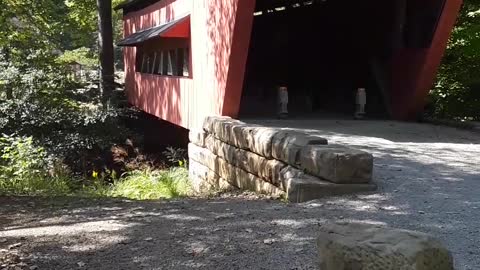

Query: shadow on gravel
left=1, top=121, right=479, bottom=269
left=1, top=190, right=479, bottom=270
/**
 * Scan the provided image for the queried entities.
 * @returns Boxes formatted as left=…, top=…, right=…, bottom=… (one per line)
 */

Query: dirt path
left=1, top=120, right=480, bottom=270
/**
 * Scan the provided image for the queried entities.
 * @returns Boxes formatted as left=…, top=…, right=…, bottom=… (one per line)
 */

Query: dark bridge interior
left=239, top=0, right=446, bottom=119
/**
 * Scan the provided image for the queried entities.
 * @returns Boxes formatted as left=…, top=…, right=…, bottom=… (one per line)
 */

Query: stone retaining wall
left=189, top=116, right=376, bottom=202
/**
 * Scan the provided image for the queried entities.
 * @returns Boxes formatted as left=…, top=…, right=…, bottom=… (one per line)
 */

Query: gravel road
left=1, top=120, right=479, bottom=270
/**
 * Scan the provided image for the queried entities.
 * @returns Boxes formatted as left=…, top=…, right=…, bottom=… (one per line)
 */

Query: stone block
left=207, top=120, right=280, bottom=158
left=284, top=176, right=377, bottom=203
left=188, top=143, right=218, bottom=172
left=189, top=143, right=234, bottom=182
left=189, top=160, right=232, bottom=193
left=188, top=143, right=284, bottom=198
left=212, top=118, right=244, bottom=143
left=272, top=130, right=328, bottom=166
left=189, top=129, right=207, bottom=147
left=245, top=127, right=279, bottom=158
left=202, top=116, right=233, bottom=134
left=317, top=222, right=454, bottom=270
left=300, top=145, right=373, bottom=184
left=231, top=165, right=285, bottom=198
left=227, top=123, right=250, bottom=149
left=205, top=135, right=287, bottom=185
left=205, top=135, right=237, bottom=163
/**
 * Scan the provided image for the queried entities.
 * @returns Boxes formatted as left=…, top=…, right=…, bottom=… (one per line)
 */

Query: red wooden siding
left=123, top=0, right=256, bottom=129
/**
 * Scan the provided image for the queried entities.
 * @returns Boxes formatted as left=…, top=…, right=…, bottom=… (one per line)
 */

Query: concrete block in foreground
left=317, top=222, right=454, bottom=270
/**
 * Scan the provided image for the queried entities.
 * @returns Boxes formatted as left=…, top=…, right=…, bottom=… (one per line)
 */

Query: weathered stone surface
left=217, top=122, right=263, bottom=153
left=212, top=118, right=244, bottom=143
left=205, top=135, right=287, bottom=185
left=202, top=116, right=234, bottom=134
left=300, top=145, right=373, bottom=184
left=204, top=135, right=237, bottom=164
left=188, top=143, right=231, bottom=180
left=229, top=123, right=252, bottom=150
left=189, top=143, right=284, bottom=198
left=317, top=222, right=454, bottom=270
left=204, top=117, right=280, bottom=158
left=277, top=165, right=310, bottom=190
left=284, top=176, right=376, bottom=203
left=189, top=129, right=207, bottom=147
left=194, top=116, right=376, bottom=201
left=272, top=130, right=328, bottom=166
left=189, top=160, right=232, bottom=193
left=188, top=143, right=219, bottom=172
left=231, top=166, right=285, bottom=198
left=245, top=127, right=279, bottom=158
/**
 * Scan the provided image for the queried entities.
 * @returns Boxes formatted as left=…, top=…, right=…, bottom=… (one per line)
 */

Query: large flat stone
left=206, top=118, right=252, bottom=151
left=189, top=160, right=232, bottom=193
left=188, top=143, right=232, bottom=180
left=188, top=143, right=219, bottom=172
left=220, top=123, right=269, bottom=154
left=205, top=135, right=287, bottom=185
left=189, top=143, right=285, bottom=198
left=300, top=145, right=373, bottom=184
left=284, top=174, right=376, bottom=203
left=231, top=165, right=285, bottom=198
left=317, top=222, right=454, bottom=270
left=212, top=118, right=244, bottom=143
left=205, top=135, right=237, bottom=163
left=228, top=122, right=252, bottom=150
left=204, top=116, right=292, bottom=158
left=244, top=127, right=279, bottom=158
left=272, top=130, right=328, bottom=166
left=189, top=129, right=207, bottom=147
left=202, top=116, right=234, bottom=134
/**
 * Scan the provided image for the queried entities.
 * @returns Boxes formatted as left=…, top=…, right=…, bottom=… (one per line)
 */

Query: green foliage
left=65, top=0, right=126, bottom=47
left=106, top=167, right=191, bottom=200
left=0, top=0, right=186, bottom=200
left=163, top=147, right=188, bottom=167
left=0, top=36, right=140, bottom=173
left=0, top=135, right=71, bottom=195
left=0, top=133, right=191, bottom=199
left=429, top=0, right=480, bottom=120
left=57, top=48, right=98, bottom=67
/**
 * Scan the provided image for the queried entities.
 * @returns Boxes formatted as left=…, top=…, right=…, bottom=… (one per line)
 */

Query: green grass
left=0, top=167, right=192, bottom=200
left=0, top=176, right=72, bottom=196
left=107, top=167, right=191, bottom=200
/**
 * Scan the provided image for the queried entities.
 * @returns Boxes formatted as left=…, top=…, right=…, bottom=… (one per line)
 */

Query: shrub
left=0, top=50, right=139, bottom=177
left=0, top=134, right=71, bottom=195
left=163, top=147, right=188, bottom=167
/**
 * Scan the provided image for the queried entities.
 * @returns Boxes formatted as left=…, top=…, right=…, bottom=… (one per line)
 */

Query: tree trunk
left=96, top=0, right=115, bottom=105
left=3, top=48, right=13, bottom=100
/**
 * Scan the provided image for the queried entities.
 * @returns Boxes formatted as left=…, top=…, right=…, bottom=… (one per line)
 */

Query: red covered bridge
left=116, top=0, right=462, bottom=130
